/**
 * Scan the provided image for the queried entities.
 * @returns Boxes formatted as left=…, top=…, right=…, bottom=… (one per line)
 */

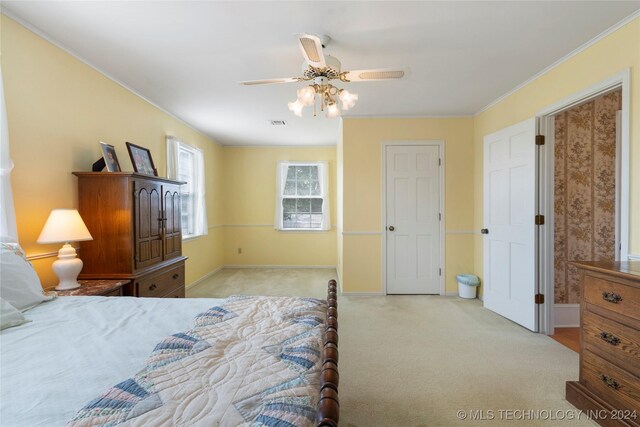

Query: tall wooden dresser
left=567, top=261, right=640, bottom=426
left=73, top=172, right=187, bottom=298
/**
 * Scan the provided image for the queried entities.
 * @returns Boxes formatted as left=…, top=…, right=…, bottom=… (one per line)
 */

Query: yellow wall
left=221, top=147, right=337, bottom=267
left=1, top=15, right=224, bottom=288
left=340, top=118, right=476, bottom=293
left=473, top=17, right=640, bottom=288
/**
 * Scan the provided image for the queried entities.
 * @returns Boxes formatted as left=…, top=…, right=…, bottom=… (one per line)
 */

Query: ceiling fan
left=239, top=34, right=409, bottom=118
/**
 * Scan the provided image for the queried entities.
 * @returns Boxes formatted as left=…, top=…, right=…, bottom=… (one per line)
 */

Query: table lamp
left=37, top=209, right=93, bottom=291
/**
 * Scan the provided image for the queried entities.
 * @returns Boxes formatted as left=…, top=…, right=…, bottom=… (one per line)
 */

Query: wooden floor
left=551, top=327, right=580, bottom=353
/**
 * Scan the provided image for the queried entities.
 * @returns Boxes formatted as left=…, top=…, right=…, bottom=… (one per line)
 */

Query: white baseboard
left=628, top=254, right=640, bottom=260
left=223, top=264, right=337, bottom=269
left=554, top=304, right=580, bottom=327
left=186, top=266, right=224, bottom=290
left=340, top=291, right=385, bottom=296
left=342, top=291, right=464, bottom=297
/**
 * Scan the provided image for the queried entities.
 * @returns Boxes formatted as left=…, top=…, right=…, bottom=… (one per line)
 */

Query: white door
left=386, top=145, right=441, bottom=294
left=483, top=118, right=538, bottom=331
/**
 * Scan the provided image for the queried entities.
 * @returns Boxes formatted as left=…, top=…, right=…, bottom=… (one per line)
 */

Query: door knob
left=481, top=229, right=489, bottom=234
left=388, top=226, right=395, bottom=231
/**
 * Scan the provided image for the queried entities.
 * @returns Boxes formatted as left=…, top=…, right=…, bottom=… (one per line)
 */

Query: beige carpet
left=188, top=268, right=594, bottom=426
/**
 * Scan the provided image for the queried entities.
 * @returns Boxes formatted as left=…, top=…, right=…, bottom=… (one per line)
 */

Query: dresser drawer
left=136, top=264, right=185, bottom=298
left=583, top=310, right=640, bottom=378
left=582, top=350, right=640, bottom=411
left=162, top=286, right=185, bottom=298
left=584, top=275, right=640, bottom=323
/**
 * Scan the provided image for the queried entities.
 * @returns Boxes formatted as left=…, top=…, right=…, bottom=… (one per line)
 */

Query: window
left=275, top=162, right=330, bottom=230
left=178, top=147, right=195, bottom=236
left=166, top=136, right=207, bottom=239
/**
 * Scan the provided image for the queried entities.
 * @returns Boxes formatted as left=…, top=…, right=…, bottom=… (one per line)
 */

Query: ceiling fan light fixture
left=339, top=89, right=358, bottom=110
left=326, top=102, right=340, bottom=118
left=288, top=99, right=304, bottom=117
left=297, top=86, right=316, bottom=106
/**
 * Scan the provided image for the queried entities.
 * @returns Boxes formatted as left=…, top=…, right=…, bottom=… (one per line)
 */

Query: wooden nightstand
left=55, top=279, right=130, bottom=297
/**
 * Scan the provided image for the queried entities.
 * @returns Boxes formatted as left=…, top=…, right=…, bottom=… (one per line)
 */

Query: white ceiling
left=3, top=1, right=639, bottom=146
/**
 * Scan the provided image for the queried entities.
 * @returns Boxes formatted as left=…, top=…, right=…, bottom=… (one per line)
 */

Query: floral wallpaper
left=554, top=90, right=621, bottom=304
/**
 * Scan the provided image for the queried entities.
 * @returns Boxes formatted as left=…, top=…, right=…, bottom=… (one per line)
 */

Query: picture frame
left=99, top=141, right=121, bottom=172
left=126, top=142, right=157, bottom=176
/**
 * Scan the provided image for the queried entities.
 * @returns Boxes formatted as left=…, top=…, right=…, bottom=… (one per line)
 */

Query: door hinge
left=439, top=213, right=442, bottom=221
left=535, top=293, right=545, bottom=304
left=535, top=215, right=545, bottom=225
left=535, top=135, right=545, bottom=146
left=439, top=268, right=442, bottom=276
left=438, top=158, right=442, bottom=166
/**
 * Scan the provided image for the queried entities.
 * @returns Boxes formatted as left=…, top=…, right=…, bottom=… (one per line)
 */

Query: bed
left=0, top=274, right=339, bottom=426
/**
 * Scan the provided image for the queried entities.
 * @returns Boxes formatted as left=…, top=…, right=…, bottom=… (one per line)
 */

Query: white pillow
left=0, top=297, right=30, bottom=330
left=0, top=243, right=54, bottom=311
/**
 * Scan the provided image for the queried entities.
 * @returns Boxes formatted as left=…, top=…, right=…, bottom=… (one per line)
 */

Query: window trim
left=166, top=136, right=207, bottom=240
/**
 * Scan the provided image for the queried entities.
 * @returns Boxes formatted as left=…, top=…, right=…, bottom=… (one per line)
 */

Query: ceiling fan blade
left=297, top=33, right=326, bottom=68
left=344, top=68, right=410, bottom=82
left=239, top=78, right=298, bottom=86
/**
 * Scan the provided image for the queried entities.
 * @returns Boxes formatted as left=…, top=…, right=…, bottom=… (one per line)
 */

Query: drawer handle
left=599, top=374, right=620, bottom=390
left=599, top=331, right=621, bottom=346
left=172, top=273, right=179, bottom=280
left=149, top=284, right=157, bottom=291
left=602, top=291, right=623, bottom=304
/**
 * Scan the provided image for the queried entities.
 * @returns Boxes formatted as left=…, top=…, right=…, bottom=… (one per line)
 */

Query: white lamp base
left=52, top=243, right=83, bottom=291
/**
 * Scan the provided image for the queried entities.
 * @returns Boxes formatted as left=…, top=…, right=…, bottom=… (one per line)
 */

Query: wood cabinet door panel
left=134, top=180, right=163, bottom=269
left=163, top=184, right=182, bottom=260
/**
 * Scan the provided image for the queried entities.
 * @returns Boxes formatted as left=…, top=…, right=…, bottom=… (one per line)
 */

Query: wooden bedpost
left=317, top=279, right=340, bottom=426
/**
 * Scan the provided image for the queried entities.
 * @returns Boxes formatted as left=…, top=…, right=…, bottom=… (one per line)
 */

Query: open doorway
left=549, top=90, right=621, bottom=350
left=537, top=70, right=630, bottom=336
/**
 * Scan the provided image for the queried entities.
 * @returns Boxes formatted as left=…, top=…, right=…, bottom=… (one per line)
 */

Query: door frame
left=381, top=140, right=446, bottom=295
left=536, top=68, right=631, bottom=336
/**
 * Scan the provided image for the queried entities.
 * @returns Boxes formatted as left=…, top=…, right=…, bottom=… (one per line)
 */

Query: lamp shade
left=37, top=209, right=93, bottom=244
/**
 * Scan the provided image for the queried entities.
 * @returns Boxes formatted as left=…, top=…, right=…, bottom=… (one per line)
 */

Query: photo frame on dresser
left=126, top=142, right=157, bottom=176
left=99, top=142, right=121, bottom=172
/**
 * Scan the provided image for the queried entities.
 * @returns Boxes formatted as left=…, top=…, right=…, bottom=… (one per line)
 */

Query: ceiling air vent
left=269, top=120, right=287, bottom=126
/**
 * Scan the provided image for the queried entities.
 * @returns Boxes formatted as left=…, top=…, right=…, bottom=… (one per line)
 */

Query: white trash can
left=457, top=274, right=480, bottom=299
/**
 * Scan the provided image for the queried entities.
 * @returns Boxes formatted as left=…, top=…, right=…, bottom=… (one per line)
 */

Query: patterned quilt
left=68, top=296, right=326, bottom=427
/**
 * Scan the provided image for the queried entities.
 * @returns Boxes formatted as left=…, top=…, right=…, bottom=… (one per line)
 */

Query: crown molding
left=344, top=114, right=473, bottom=119
left=0, top=10, right=221, bottom=146
left=476, top=10, right=640, bottom=116
left=221, top=144, right=337, bottom=148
